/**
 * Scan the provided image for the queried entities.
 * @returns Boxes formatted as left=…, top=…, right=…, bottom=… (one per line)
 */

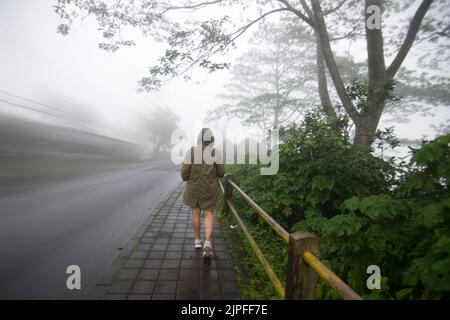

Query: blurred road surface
left=0, top=160, right=181, bottom=299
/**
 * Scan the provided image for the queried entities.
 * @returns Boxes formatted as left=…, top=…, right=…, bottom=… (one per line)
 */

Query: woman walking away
left=180, top=128, right=225, bottom=258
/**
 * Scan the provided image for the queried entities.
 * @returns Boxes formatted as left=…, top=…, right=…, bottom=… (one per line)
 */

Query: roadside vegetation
left=221, top=111, right=449, bottom=299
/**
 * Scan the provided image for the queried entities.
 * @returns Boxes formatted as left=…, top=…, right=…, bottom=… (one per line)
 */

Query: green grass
left=218, top=196, right=288, bottom=300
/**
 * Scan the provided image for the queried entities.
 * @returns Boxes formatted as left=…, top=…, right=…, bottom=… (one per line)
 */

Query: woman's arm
left=180, top=163, right=192, bottom=181
left=214, top=148, right=225, bottom=178
left=180, top=147, right=193, bottom=181
left=215, top=163, right=225, bottom=178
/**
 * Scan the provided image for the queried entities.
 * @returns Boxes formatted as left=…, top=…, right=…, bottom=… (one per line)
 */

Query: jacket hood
left=197, top=127, right=214, bottom=146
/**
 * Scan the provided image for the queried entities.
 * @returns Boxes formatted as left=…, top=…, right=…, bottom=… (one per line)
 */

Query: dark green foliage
left=306, top=133, right=450, bottom=299
left=227, top=111, right=450, bottom=299
left=229, top=111, right=397, bottom=225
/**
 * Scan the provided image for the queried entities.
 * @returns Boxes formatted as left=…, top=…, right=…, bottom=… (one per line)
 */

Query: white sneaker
left=203, top=240, right=212, bottom=258
left=194, top=239, right=203, bottom=249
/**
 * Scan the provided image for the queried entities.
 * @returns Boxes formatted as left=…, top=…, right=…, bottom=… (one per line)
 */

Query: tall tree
left=309, top=0, right=436, bottom=145
left=206, top=23, right=317, bottom=130
left=55, top=0, right=447, bottom=145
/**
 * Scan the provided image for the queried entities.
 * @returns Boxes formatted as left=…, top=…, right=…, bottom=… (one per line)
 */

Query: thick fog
left=0, top=0, right=448, bottom=160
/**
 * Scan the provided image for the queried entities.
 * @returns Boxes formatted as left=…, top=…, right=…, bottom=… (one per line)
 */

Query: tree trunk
left=274, top=107, right=280, bottom=129
left=353, top=105, right=384, bottom=146
left=310, top=0, right=433, bottom=147
left=311, top=0, right=359, bottom=122
left=315, top=30, right=337, bottom=122
left=353, top=0, right=387, bottom=146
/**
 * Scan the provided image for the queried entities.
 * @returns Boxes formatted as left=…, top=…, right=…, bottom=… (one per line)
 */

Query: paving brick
left=223, top=293, right=241, bottom=300
left=172, top=233, right=185, bottom=238
left=108, top=280, right=134, bottom=294
left=220, top=281, right=240, bottom=295
left=139, top=237, right=154, bottom=244
left=135, top=244, right=152, bottom=251
left=158, top=268, right=179, bottom=280
left=200, top=294, right=222, bottom=300
left=167, top=244, right=183, bottom=251
left=181, top=259, right=198, bottom=269
left=152, top=243, right=168, bottom=251
left=176, top=293, right=198, bottom=300
left=182, top=252, right=198, bottom=259
left=216, top=259, right=234, bottom=269
left=169, top=238, right=184, bottom=244
left=200, top=268, right=219, bottom=281
left=177, top=281, right=198, bottom=295
left=161, top=260, right=181, bottom=269
left=131, top=281, right=155, bottom=294
left=199, top=259, right=217, bottom=269
left=104, top=294, right=128, bottom=300
left=116, top=269, right=140, bottom=280
left=152, top=294, right=176, bottom=300
left=179, top=268, right=198, bottom=281
left=129, top=251, right=148, bottom=259
left=153, top=281, right=178, bottom=294
left=144, top=259, right=163, bottom=269
left=158, top=232, right=172, bottom=238
left=218, top=269, right=238, bottom=282
left=127, top=294, right=152, bottom=300
left=165, top=251, right=183, bottom=259
left=200, top=280, right=221, bottom=295
left=123, top=259, right=144, bottom=269
left=137, top=269, right=159, bottom=280
left=214, top=244, right=228, bottom=252
left=148, top=251, right=165, bottom=259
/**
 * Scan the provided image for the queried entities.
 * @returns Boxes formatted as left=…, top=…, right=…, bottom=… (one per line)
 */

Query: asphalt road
left=0, top=160, right=181, bottom=299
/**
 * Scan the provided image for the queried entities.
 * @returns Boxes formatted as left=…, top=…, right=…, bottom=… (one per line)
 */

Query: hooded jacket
left=180, top=128, right=225, bottom=209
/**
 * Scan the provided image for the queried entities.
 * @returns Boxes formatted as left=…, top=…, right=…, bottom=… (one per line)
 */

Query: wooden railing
left=219, top=173, right=362, bottom=300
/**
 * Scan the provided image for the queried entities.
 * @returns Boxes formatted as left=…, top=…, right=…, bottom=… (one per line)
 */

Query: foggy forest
left=0, top=0, right=449, bottom=302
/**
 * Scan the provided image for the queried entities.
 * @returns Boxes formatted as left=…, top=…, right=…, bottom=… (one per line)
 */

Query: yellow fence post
left=285, top=232, right=320, bottom=300
left=221, top=173, right=234, bottom=215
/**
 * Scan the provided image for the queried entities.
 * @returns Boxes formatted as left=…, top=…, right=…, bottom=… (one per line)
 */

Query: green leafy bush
left=225, top=110, right=450, bottom=299
left=229, top=111, right=398, bottom=227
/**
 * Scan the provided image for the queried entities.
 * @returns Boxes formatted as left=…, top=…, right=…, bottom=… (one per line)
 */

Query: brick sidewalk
left=92, top=183, right=241, bottom=300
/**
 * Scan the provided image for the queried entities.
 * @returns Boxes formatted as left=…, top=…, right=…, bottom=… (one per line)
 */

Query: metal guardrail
left=227, top=179, right=289, bottom=244
left=219, top=173, right=362, bottom=300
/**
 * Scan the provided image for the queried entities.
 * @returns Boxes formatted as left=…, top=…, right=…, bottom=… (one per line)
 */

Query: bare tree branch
left=277, top=0, right=315, bottom=27
left=160, top=0, right=224, bottom=14
left=386, top=0, right=434, bottom=77
left=322, top=0, right=348, bottom=15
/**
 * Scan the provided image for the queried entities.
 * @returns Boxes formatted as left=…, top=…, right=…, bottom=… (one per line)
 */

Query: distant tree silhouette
left=147, top=106, right=179, bottom=157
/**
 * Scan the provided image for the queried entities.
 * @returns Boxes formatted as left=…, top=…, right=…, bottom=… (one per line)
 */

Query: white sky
left=0, top=0, right=247, bottom=143
left=0, top=0, right=448, bottom=146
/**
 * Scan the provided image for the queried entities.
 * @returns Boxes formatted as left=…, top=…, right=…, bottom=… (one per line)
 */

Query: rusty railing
left=219, top=173, right=362, bottom=300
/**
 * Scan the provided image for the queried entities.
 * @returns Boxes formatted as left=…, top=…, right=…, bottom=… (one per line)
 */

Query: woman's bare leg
left=191, top=207, right=201, bottom=240
left=204, top=208, right=214, bottom=241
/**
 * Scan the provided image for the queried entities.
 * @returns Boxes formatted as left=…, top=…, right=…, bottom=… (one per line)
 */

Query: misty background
left=0, top=1, right=447, bottom=166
